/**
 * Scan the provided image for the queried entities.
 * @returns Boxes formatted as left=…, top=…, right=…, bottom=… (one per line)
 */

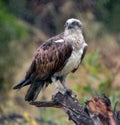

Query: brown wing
left=81, top=44, right=87, bottom=62
left=25, top=35, right=72, bottom=82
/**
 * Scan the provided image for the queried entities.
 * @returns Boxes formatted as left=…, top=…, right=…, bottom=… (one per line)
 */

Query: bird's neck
left=64, top=29, right=85, bottom=50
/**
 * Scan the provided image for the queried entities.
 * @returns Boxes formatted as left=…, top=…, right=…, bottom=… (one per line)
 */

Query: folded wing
left=13, top=34, right=73, bottom=89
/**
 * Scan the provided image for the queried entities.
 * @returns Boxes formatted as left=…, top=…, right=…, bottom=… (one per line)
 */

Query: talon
left=65, top=89, right=77, bottom=98
left=65, top=89, right=72, bottom=96
left=72, top=91, right=77, bottom=98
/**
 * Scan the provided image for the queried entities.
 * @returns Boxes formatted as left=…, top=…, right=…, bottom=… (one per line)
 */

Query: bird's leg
left=51, top=76, right=65, bottom=94
left=59, top=76, right=72, bottom=95
left=59, top=76, right=68, bottom=90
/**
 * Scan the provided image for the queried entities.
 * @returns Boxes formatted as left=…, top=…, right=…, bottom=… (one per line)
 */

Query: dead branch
left=30, top=92, right=120, bottom=125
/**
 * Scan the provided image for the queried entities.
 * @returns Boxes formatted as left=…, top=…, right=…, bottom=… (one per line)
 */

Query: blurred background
left=0, top=0, right=120, bottom=125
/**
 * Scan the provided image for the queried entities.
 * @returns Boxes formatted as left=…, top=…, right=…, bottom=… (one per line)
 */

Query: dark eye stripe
left=78, top=23, right=82, bottom=28
left=72, top=21, right=81, bottom=27
left=72, top=22, right=76, bottom=25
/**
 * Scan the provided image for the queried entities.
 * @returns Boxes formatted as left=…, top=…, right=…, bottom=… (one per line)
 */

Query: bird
left=13, top=18, right=88, bottom=102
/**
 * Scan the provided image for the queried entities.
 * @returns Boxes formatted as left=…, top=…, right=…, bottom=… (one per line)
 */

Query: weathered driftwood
left=30, top=91, right=120, bottom=125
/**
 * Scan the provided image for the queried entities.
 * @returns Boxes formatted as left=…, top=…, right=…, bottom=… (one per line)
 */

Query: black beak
left=68, top=24, right=73, bottom=29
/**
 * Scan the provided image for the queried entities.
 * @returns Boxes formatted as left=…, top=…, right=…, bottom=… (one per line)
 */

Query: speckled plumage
left=13, top=18, right=88, bottom=101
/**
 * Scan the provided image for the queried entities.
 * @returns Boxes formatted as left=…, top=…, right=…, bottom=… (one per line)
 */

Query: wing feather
left=25, top=34, right=72, bottom=82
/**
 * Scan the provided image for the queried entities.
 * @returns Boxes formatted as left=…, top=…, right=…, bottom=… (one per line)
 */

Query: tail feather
left=13, top=79, right=30, bottom=89
left=25, top=81, right=44, bottom=102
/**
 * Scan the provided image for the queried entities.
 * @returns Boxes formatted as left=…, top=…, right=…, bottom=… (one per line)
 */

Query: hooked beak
left=67, top=24, right=74, bottom=29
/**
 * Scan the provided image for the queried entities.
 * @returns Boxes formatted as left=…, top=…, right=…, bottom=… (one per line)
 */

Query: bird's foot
left=65, top=89, right=72, bottom=96
left=65, top=89, right=77, bottom=98
left=52, top=87, right=77, bottom=99
left=52, top=87, right=66, bottom=98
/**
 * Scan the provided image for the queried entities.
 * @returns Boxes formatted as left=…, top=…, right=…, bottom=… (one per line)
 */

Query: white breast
left=55, top=43, right=87, bottom=76
left=61, top=50, right=82, bottom=74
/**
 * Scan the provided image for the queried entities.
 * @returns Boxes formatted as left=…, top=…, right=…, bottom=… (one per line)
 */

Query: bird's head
left=64, top=18, right=85, bottom=42
left=65, top=18, right=83, bottom=31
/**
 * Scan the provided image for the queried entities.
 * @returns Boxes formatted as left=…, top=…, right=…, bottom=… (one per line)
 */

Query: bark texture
left=30, top=92, right=120, bottom=125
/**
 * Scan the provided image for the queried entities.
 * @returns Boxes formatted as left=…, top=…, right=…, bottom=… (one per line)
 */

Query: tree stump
left=30, top=92, right=120, bottom=125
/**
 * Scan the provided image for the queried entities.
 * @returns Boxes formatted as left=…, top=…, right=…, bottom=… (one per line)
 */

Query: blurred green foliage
left=80, top=50, right=112, bottom=95
left=0, top=0, right=28, bottom=91
left=2, top=0, right=119, bottom=35
left=0, top=1, right=27, bottom=42
left=94, top=0, right=120, bottom=33
left=74, top=49, right=120, bottom=106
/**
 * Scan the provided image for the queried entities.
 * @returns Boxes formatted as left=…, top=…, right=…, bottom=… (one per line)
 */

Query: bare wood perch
left=30, top=92, right=120, bottom=125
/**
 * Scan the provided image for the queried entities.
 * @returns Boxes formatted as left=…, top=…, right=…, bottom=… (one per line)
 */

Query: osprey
left=13, top=18, right=88, bottom=102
